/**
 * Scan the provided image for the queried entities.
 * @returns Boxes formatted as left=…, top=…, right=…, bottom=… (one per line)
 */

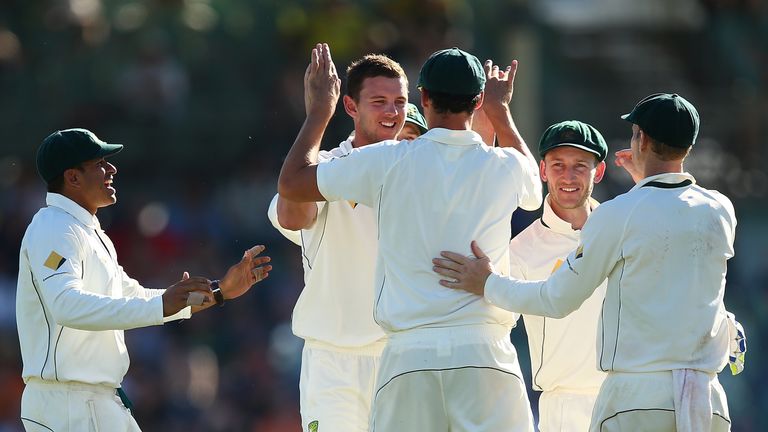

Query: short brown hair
left=346, top=54, right=407, bottom=101
left=645, top=132, right=691, bottom=161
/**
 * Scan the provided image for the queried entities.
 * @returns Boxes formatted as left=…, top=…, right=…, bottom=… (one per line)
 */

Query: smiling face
left=541, top=146, right=605, bottom=211
left=64, top=157, right=118, bottom=214
left=397, top=123, right=422, bottom=142
left=343, top=75, right=408, bottom=147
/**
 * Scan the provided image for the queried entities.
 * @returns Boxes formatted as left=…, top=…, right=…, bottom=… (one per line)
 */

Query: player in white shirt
left=434, top=93, right=744, bottom=431
left=269, top=54, right=408, bottom=432
left=278, top=43, right=542, bottom=431
left=17, top=128, right=272, bottom=432
left=510, top=120, right=609, bottom=431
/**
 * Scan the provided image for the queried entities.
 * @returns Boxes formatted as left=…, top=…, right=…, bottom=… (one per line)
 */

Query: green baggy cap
left=417, top=47, right=485, bottom=96
left=405, top=103, right=428, bottom=133
left=539, top=120, right=608, bottom=162
left=621, top=93, right=699, bottom=148
left=37, top=128, right=123, bottom=183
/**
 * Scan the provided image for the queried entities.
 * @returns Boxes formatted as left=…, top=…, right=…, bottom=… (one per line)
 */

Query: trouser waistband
left=25, top=377, right=118, bottom=396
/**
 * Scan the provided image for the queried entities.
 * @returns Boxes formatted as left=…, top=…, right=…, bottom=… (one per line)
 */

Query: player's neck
left=641, top=159, right=685, bottom=179
left=549, top=196, right=591, bottom=231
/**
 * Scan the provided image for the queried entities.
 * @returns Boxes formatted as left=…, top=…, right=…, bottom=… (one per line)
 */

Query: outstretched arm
left=278, top=43, right=341, bottom=202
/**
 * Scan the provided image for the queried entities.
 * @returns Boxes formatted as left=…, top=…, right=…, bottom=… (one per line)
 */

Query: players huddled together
left=16, top=42, right=746, bottom=432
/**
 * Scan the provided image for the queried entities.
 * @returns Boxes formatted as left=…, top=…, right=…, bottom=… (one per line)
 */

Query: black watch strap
left=211, top=280, right=225, bottom=307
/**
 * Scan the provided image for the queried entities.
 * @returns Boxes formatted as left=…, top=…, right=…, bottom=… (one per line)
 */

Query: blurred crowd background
left=0, top=0, right=766, bottom=431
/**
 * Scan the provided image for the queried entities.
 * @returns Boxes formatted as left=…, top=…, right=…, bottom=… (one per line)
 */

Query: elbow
left=277, top=214, right=311, bottom=231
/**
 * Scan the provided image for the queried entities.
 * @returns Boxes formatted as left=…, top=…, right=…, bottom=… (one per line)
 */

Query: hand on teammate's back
left=432, top=241, right=495, bottom=296
left=304, top=43, right=341, bottom=120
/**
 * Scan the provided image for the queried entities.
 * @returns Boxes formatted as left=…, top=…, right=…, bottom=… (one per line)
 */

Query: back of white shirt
left=317, top=128, right=542, bottom=332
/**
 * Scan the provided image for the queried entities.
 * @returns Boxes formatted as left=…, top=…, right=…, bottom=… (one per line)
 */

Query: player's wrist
left=211, top=280, right=225, bottom=306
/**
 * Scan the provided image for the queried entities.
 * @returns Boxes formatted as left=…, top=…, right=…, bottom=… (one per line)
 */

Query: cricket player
left=279, top=43, right=541, bottom=431
left=268, top=54, right=408, bottom=432
left=397, top=102, right=428, bottom=141
left=433, top=93, right=742, bottom=431
left=510, top=120, right=608, bottom=431
left=17, top=128, right=272, bottom=431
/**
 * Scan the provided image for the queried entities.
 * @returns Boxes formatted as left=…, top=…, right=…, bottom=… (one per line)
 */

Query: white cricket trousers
left=299, top=339, right=385, bottom=432
left=537, top=388, right=599, bottom=432
left=20, top=378, right=140, bottom=432
left=371, top=325, right=534, bottom=432
left=589, top=371, right=730, bottom=431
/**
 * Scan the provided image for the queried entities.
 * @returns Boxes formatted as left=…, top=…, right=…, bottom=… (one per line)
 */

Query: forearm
left=278, top=114, right=328, bottom=202
left=484, top=274, right=580, bottom=318
left=486, top=107, right=537, bottom=168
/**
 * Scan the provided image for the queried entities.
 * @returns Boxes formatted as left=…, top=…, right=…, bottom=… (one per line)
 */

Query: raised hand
left=481, top=59, right=518, bottom=116
left=219, top=245, right=272, bottom=301
left=614, top=149, right=643, bottom=183
left=432, top=241, right=494, bottom=296
left=304, top=43, right=341, bottom=120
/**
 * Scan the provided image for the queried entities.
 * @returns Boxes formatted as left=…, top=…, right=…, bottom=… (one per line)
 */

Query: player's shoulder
left=509, top=220, right=544, bottom=252
left=694, top=184, right=736, bottom=220
left=24, top=206, right=85, bottom=247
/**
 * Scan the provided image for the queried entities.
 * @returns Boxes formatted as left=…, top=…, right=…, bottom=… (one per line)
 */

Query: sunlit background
left=0, top=0, right=766, bottom=431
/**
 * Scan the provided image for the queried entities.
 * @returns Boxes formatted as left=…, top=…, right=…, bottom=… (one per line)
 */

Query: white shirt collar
left=632, top=172, right=696, bottom=191
left=46, top=192, right=101, bottom=229
left=420, top=128, right=484, bottom=147
left=340, top=131, right=355, bottom=155
left=541, top=194, right=599, bottom=236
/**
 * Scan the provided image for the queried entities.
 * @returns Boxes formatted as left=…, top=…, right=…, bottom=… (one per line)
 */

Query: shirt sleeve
left=316, top=140, right=400, bottom=207
left=120, top=267, right=191, bottom=322
left=500, top=148, right=542, bottom=211
left=267, top=194, right=303, bottom=246
left=29, top=223, right=165, bottom=331
left=484, top=203, right=622, bottom=318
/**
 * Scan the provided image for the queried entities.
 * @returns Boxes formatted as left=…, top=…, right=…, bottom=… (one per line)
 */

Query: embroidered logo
left=575, top=245, right=584, bottom=259
left=308, top=420, right=319, bottom=432
left=43, top=251, right=66, bottom=270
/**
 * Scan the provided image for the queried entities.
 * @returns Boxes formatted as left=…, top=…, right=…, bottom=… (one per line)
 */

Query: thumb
left=470, top=240, right=488, bottom=260
left=182, top=271, right=190, bottom=280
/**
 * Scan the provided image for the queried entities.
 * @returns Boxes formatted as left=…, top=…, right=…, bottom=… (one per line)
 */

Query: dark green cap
left=36, top=128, right=123, bottom=183
left=405, top=103, right=428, bottom=133
left=417, top=47, right=485, bottom=96
left=621, top=93, right=699, bottom=148
left=539, top=120, right=608, bottom=162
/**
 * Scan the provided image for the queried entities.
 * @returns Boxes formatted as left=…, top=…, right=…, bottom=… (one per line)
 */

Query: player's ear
left=593, top=160, right=607, bottom=184
left=343, top=95, right=358, bottom=118
left=63, top=167, right=82, bottom=189
left=539, top=159, right=548, bottom=182
left=474, top=91, right=484, bottom=111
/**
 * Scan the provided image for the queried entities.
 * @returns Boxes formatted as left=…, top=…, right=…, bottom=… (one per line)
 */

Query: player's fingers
left=251, top=256, right=271, bottom=267
left=182, top=271, right=190, bottom=280
left=245, top=245, right=266, bottom=259
left=439, top=250, right=468, bottom=264
left=432, top=257, right=463, bottom=272
left=433, top=266, right=461, bottom=279
left=439, top=279, right=461, bottom=289
left=470, top=240, right=489, bottom=260
left=484, top=59, right=493, bottom=77
left=508, top=60, right=518, bottom=84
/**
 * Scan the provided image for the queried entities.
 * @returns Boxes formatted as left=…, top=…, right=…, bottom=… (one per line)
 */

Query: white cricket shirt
left=269, top=137, right=385, bottom=347
left=317, top=128, right=542, bottom=332
left=16, top=193, right=190, bottom=388
left=510, top=196, right=606, bottom=392
left=486, top=173, right=735, bottom=374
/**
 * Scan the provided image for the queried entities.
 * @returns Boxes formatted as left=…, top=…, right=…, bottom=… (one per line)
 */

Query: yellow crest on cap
left=43, top=251, right=66, bottom=270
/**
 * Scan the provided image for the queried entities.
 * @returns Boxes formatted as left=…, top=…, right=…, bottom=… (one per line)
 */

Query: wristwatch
left=211, top=280, right=225, bottom=307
